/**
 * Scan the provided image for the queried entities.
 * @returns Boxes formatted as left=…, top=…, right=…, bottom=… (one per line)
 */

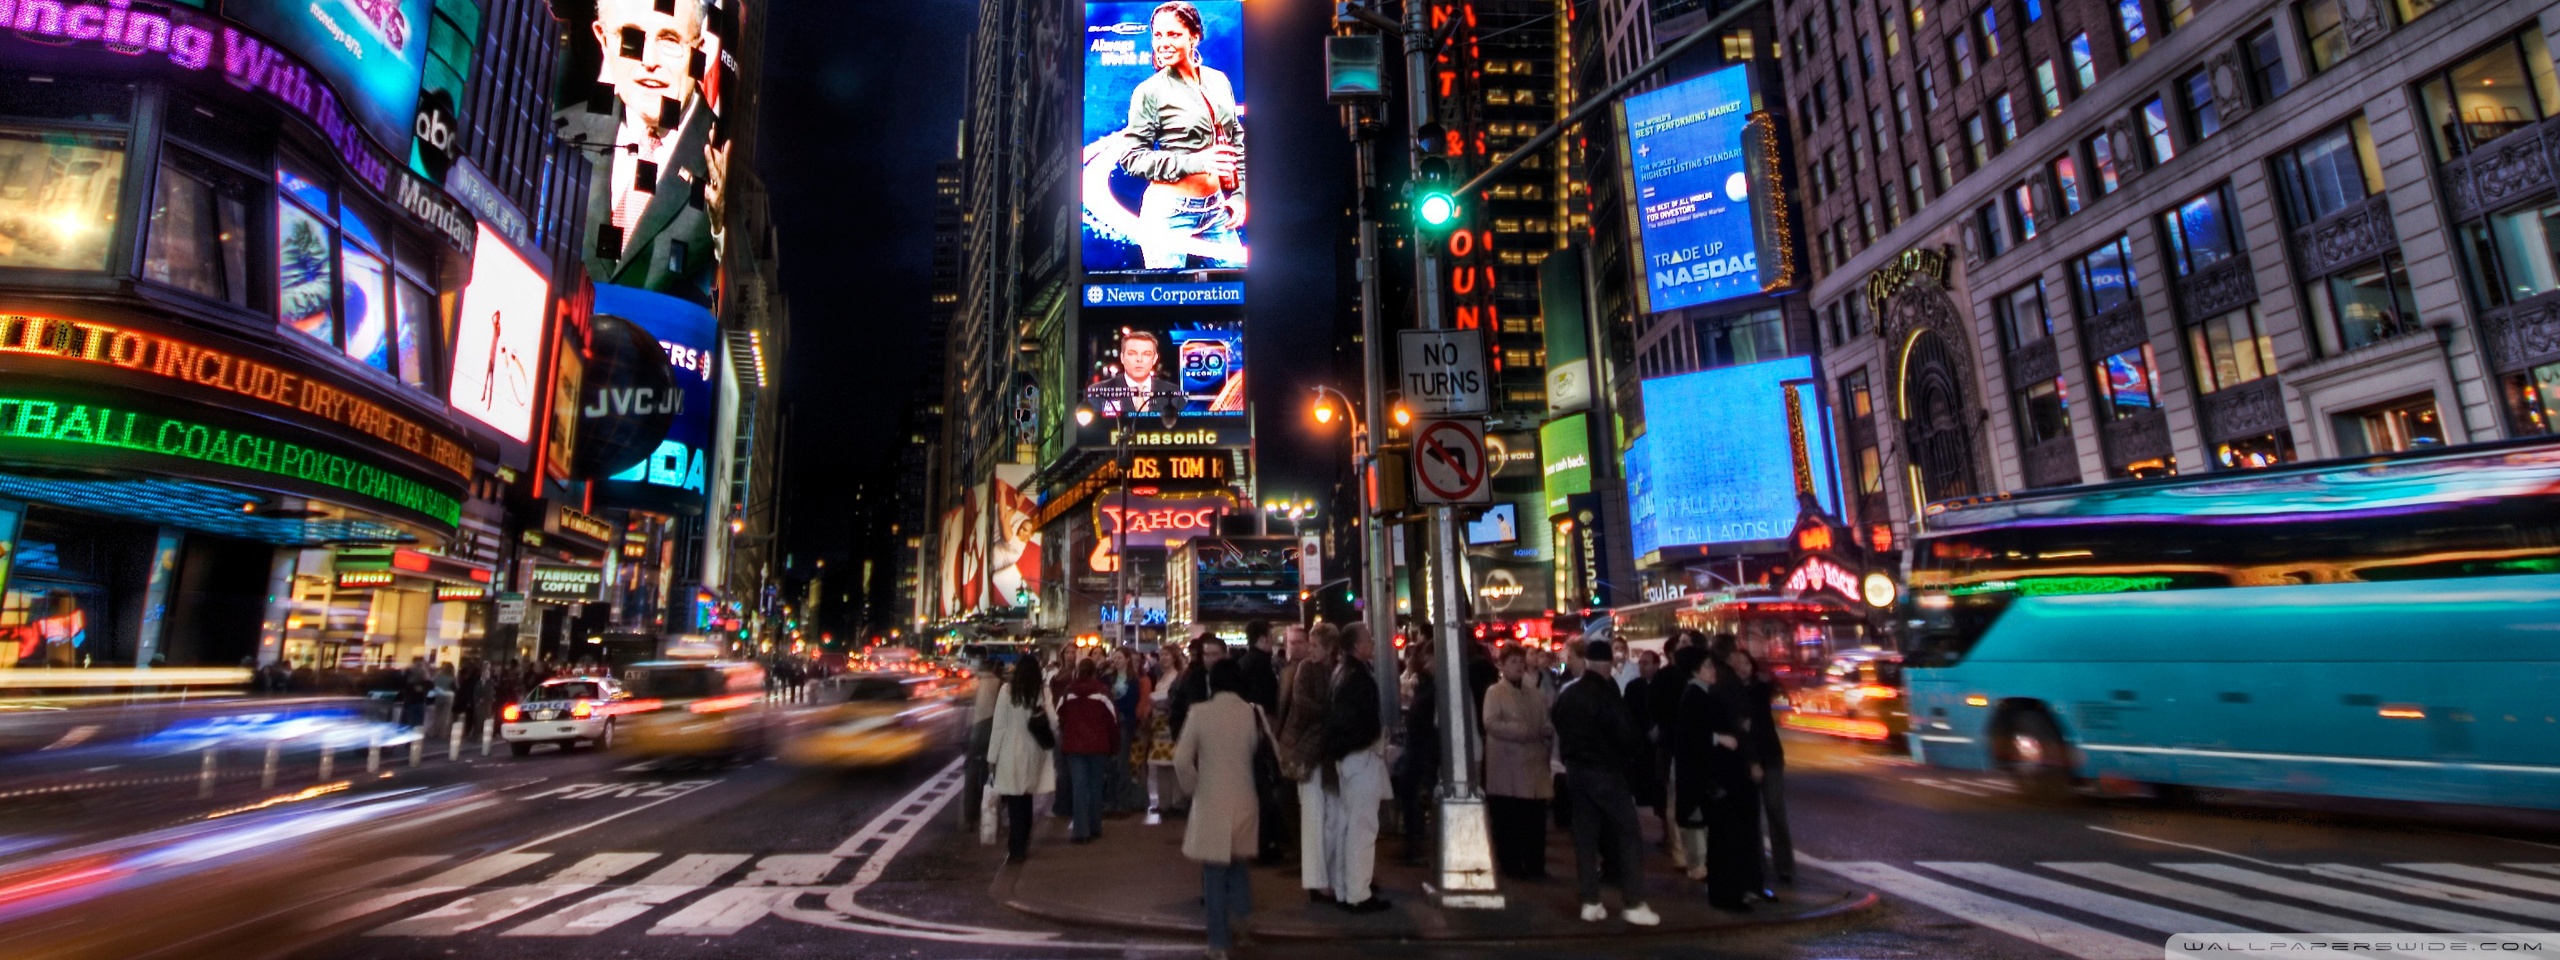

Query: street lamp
left=1081, top=383, right=1180, bottom=649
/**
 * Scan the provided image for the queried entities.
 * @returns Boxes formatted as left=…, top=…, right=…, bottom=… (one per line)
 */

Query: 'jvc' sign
left=1398, top=329, right=1488, bottom=415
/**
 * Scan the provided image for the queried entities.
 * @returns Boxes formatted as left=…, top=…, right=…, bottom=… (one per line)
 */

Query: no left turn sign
left=1411, top=418, right=1491, bottom=505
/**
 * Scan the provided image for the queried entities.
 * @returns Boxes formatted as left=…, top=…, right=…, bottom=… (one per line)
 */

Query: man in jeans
left=1057, top=662, right=1121, bottom=843
left=1549, top=639, right=1660, bottom=926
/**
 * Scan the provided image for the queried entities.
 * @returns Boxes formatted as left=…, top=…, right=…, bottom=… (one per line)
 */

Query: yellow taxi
left=614, top=661, right=775, bottom=758
left=782, top=673, right=961, bottom=768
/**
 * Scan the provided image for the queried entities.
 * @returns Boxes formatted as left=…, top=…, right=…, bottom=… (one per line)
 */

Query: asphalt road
left=278, top=724, right=2560, bottom=960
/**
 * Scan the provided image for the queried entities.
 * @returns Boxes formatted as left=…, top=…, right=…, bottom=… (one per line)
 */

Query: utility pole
left=1348, top=107, right=1403, bottom=765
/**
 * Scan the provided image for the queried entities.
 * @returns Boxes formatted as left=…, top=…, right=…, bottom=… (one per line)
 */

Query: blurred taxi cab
left=499, top=676, right=631, bottom=756
left=783, top=673, right=961, bottom=768
left=1783, top=650, right=1910, bottom=746
left=615, top=661, right=773, bottom=758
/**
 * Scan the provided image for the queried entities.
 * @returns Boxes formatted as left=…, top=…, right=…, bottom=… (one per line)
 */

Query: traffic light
left=1413, top=123, right=1460, bottom=232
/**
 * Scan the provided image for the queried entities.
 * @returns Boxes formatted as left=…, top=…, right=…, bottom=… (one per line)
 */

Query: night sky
left=761, top=0, right=1352, bottom=606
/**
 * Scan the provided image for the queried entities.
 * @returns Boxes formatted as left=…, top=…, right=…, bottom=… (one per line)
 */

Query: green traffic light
left=1418, top=192, right=1458, bottom=227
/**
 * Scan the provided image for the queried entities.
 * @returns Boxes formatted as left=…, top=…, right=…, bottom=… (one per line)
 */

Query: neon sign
left=0, top=394, right=462, bottom=526
left=1783, top=556, right=1863, bottom=603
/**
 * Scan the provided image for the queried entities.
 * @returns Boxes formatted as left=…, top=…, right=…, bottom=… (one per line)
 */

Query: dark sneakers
left=1339, top=896, right=1392, bottom=914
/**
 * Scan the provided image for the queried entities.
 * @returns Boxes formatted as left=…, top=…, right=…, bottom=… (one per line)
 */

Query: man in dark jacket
left=1316, top=623, right=1389, bottom=913
left=1233, top=621, right=1283, bottom=861
left=1742, top=649, right=1793, bottom=883
left=1237, top=621, right=1280, bottom=713
left=1550, top=639, right=1659, bottom=926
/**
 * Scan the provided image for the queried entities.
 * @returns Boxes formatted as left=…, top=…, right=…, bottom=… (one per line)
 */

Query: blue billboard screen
left=1632, top=356, right=1841, bottom=553
left=1081, top=1, right=1248, bottom=278
left=225, top=0, right=435, bottom=156
left=1623, top=65, right=1761, bottom=313
left=597, top=284, right=718, bottom=512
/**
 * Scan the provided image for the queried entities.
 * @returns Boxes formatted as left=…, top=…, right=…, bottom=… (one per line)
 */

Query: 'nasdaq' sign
left=1623, top=65, right=1764, bottom=313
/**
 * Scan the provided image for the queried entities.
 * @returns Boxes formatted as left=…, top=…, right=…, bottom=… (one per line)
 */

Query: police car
left=500, top=677, right=630, bottom=756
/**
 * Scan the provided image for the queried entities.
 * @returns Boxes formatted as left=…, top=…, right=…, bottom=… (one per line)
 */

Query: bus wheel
left=2003, top=709, right=2073, bottom=802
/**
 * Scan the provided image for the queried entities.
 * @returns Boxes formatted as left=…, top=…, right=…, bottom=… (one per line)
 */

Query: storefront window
left=2188, top=306, right=2277, bottom=394
left=2160, top=187, right=2239, bottom=276
left=143, top=153, right=254, bottom=306
left=2504, top=360, right=2560, bottom=435
left=2016, top=376, right=2072, bottom=444
left=2072, top=234, right=2139, bottom=316
left=2216, top=431, right=2296, bottom=469
left=2271, top=118, right=2381, bottom=228
left=2335, top=394, right=2447, bottom=454
left=2303, top=254, right=2421, bottom=354
left=2415, top=30, right=2560, bottom=162
left=0, top=128, right=127, bottom=272
left=2095, top=344, right=2161, bottom=420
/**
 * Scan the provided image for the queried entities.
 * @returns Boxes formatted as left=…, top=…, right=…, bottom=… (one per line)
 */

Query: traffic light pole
left=1350, top=115, right=1403, bottom=748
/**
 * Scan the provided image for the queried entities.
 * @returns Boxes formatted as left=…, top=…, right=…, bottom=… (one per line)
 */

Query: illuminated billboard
left=1630, top=356, right=1842, bottom=554
left=224, top=0, right=436, bottom=156
left=449, top=225, right=552, bottom=442
left=556, top=0, right=734, bottom=305
left=988, top=465, right=1042, bottom=610
left=1081, top=0, right=1248, bottom=278
left=1082, top=322, right=1245, bottom=418
left=596, top=284, right=718, bottom=512
left=1621, top=65, right=1772, bottom=312
left=937, top=489, right=980, bottom=620
left=1540, top=414, right=1591, bottom=520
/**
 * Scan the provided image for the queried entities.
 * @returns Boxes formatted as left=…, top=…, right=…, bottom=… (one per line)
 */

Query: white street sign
left=1399, top=329, right=1490, bottom=415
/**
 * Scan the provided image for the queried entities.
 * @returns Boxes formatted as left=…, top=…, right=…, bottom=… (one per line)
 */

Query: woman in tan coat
left=1481, top=646, right=1555, bottom=879
left=1175, top=659, right=1262, bottom=960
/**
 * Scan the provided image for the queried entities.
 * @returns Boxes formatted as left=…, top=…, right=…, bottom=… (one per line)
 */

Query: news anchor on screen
left=1085, top=330, right=1184, bottom=416
left=1085, top=1, right=1246, bottom=269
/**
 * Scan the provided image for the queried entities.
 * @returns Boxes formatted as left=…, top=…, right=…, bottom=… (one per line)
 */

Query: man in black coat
left=1236, top=620, right=1280, bottom=713
left=1316, top=624, right=1389, bottom=912
left=1550, top=639, right=1659, bottom=926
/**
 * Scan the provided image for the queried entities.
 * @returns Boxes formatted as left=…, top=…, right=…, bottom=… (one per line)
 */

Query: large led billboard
left=225, top=0, right=436, bottom=156
left=1082, top=322, right=1245, bottom=418
left=1621, top=65, right=1768, bottom=312
left=1630, top=356, right=1842, bottom=554
left=1081, top=0, right=1248, bottom=278
left=555, top=0, right=734, bottom=305
left=1540, top=413, right=1591, bottom=520
left=596, top=284, right=718, bottom=512
left=448, top=225, right=551, bottom=442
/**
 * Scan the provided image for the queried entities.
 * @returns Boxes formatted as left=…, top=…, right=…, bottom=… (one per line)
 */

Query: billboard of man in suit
left=1083, top=329, right=1183, bottom=416
left=561, top=0, right=729, bottom=304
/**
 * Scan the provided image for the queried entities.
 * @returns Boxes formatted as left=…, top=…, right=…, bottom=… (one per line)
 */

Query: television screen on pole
left=1080, top=0, right=1248, bottom=281
left=1620, top=64, right=1768, bottom=312
left=1632, top=355, right=1842, bottom=552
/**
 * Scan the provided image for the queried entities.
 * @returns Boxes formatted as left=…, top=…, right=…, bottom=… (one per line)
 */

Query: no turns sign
left=1399, top=329, right=1490, bottom=415
left=1411, top=418, right=1491, bottom=505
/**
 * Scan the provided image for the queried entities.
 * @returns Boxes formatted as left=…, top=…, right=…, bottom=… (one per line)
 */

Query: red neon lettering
left=1451, top=267, right=1476, bottom=295
left=1448, top=230, right=1473, bottom=258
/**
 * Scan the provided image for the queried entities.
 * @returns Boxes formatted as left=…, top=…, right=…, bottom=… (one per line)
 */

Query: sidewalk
left=994, top=807, right=1878, bottom=944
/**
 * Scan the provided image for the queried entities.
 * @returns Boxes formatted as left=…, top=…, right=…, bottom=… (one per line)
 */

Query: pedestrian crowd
left=971, top=620, right=1796, bottom=958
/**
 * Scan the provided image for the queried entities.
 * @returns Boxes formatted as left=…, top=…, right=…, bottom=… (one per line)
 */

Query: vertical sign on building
left=1080, top=1, right=1249, bottom=286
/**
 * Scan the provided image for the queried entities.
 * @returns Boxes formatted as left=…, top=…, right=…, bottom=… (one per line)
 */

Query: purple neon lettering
left=16, top=0, right=62, bottom=32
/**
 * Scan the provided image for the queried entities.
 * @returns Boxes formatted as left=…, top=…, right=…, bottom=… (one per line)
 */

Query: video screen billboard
left=554, top=0, right=733, bottom=305
left=1539, top=414, right=1591, bottom=520
left=225, top=0, right=435, bottom=156
left=1465, top=502, right=1520, bottom=545
left=1622, top=65, right=1764, bottom=312
left=1081, top=0, right=1248, bottom=278
left=448, top=225, right=551, bottom=442
left=597, top=284, right=718, bottom=512
left=1082, top=322, right=1245, bottom=418
left=1631, top=356, right=1841, bottom=553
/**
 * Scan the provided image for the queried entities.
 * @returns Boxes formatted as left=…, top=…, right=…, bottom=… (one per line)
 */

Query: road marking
left=369, top=853, right=658, bottom=936
left=648, top=887, right=803, bottom=936
left=2087, top=826, right=2301, bottom=869
left=2308, top=863, right=2560, bottom=924
left=2393, top=863, right=2560, bottom=898
left=737, top=854, right=843, bottom=886
left=1802, top=856, right=2156, bottom=960
left=820, top=758, right=1017, bottom=935
left=2508, top=863, right=2560, bottom=877
left=497, top=785, right=714, bottom=855
left=2155, top=863, right=2537, bottom=932
left=1910, top=777, right=1996, bottom=797
left=2041, top=862, right=2395, bottom=933
left=1919, top=862, right=2252, bottom=934
left=316, top=854, right=551, bottom=927
left=503, top=854, right=751, bottom=936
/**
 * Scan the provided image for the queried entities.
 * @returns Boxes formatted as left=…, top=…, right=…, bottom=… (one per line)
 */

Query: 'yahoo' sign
left=0, top=0, right=474, bottom=254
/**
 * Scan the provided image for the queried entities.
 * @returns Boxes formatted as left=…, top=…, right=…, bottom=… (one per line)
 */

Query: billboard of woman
left=1081, top=1, right=1247, bottom=276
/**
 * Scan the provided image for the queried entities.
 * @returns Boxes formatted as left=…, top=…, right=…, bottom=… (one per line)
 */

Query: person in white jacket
left=987, top=654, right=1059, bottom=863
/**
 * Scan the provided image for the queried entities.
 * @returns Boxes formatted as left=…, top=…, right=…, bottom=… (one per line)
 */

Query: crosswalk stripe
left=368, top=853, right=658, bottom=936
left=2155, top=863, right=2540, bottom=932
left=2394, top=863, right=2560, bottom=899
left=2507, top=863, right=2560, bottom=878
left=1911, top=778, right=1996, bottom=797
left=316, top=853, right=551, bottom=928
left=320, top=855, right=453, bottom=892
left=500, top=854, right=752, bottom=937
left=1802, top=856, right=2157, bottom=960
left=736, top=854, right=842, bottom=886
left=645, top=887, right=801, bottom=936
left=1919, top=862, right=2253, bottom=934
left=2310, top=863, right=2560, bottom=924
left=1966, top=777, right=2020, bottom=793
left=2041, top=862, right=2396, bottom=933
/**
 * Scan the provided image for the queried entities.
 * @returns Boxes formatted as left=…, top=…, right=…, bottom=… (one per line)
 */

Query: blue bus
left=1902, top=439, right=2560, bottom=810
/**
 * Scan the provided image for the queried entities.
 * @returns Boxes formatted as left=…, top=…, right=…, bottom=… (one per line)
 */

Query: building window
left=1856, top=445, right=1886, bottom=494
left=2271, top=117, right=2380, bottom=227
left=2415, top=30, right=2560, bottom=162
left=2087, top=132, right=2123, bottom=196
left=0, top=128, right=126, bottom=272
left=2095, top=344, right=2163, bottom=420
left=2302, top=254, right=2421, bottom=354
left=1976, top=202, right=2009, bottom=257
left=1849, top=129, right=1867, bottom=173
left=1859, top=32, right=1877, bottom=76
left=1908, top=162, right=1930, bottom=210
left=2216, top=431, right=2297, bottom=469
left=2300, top=0, right=2347, bottom=73
left=2459, top=198, right=2560, bottom=308
left=2395, top=0, right=2440, bottom=30
left=1821, top=231, right=1840, bottom=272
left=1934, top=143, right=1957, bottom=190
left=2188, top=306, right=2277, bottom=393
left=2069, top=33, right=2098, bottom=90
left=1886, top=12, right=1903, bottom=56
left=2335, top=394, right=2447, bottom=454
left=1725, top=28, right=1757, bottom=60
left=1995, top=94, right=2019, bottom=144
left=2053, top=155, right=2084, bottom=213
left=1896, top=85, right=1915, bottom=131
left=2119, top=0, right=2151, bottom=59
left=1861, top=200, right=1880, bottom=241
left=275, top=167, right=338, bottom=347
left=2245, top=26, right=2291, bottom=102
left=1873, top=108, right=1894, bottom=157
left=1814, top=80, right=1832, bottom=124
left=1922, top=67, right=1942, bottom=111
left=2073, top=234, right=2140, bottom=315
left=1951, top=33, right=1977, bottom=82
left=2159, top=186, right=2240, bottom=277
left=2036, top=60, right=2064, bottom=116
left=2011, top=182, right=2040, bottom=241
left=1912, top=1, right=1928, bottom=32
left=1885, top=181, right=1904, bottom=226
left=1978, top=5, right=2003, bottom=58
left=2015, top=377, right=2073, bottom=445
left=1999, top=279, right=2053, bottom=348
left=2023, top=0, right=2042, bottom=21
left=1964, top=115, right=1990, bottom=168
left=2140, top=97, right=2176, bottom=164
left=2181, top=69, right=2221, bottom=141
left=2502, top=359, right=2560, bottom=436
left=144, top=151, right=256, bottom=308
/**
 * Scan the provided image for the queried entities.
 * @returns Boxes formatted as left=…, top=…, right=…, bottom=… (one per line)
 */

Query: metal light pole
left=1311, top=384, right=1399, bottom=734
left=1079, top=384, right=1179, bottom=649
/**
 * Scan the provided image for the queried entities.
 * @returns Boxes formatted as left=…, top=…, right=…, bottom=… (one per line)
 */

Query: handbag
left=1251, top=706, right=1287, bottom=802
left=1027, top=704, right=1057, bottom=750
